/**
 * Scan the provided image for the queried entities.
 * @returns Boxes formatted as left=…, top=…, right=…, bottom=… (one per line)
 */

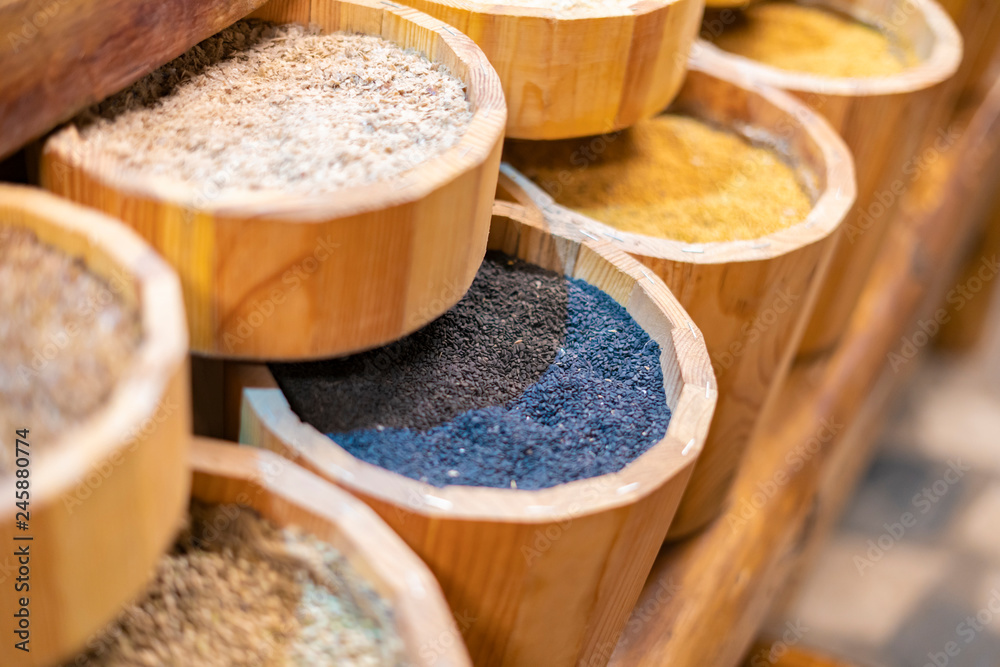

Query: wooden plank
left=0, top=0, right=268, bottom=160
left=609, top=73, right=1000, bottom=667
left=743, top=641, right=862, bottom=667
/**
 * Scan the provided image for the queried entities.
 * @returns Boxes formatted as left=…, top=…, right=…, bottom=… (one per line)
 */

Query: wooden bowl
left=397, top=0, right=704, bottom=140
left=0, top=185, right=189, bottom=667
left=696, top=0, right=962, bottom=355
left=188, top=438, right=472, bottom=666
left=40, top=0, right=507, bottom=361
left=233, top=202, right=716, bottom=667
left=499, top=59, right=856, bottom=538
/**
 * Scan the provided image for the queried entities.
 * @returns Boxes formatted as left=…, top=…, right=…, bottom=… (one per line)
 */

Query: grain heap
left=69, top=502, right=405, bottom=666
left=504, top=114, right=813, bottom=243
left=704, top=1, right=917, bottom=77
left=73, top=20, right=473, bottom=198
left=0, top=226, right=140, bottom=472
left=272, top=252, right=671, bottom=490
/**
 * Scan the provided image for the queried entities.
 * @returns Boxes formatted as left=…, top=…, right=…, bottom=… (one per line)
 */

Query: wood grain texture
left=40, top=0, right=507, bottom=361
left=694, top=0, right=963, bottom=355
left=396, top=0, right=704, bottom=139
left=0, top=185, right=190, bottom=667
left=743, top=642, right=862, bottom=667
left=0, top=0, right=268, bottom=161
left=235, top=202, right=716, bottom=667
left=937, top=190, right=1000, bottom=348
left=189, top=437, right=471, bottom=666
left=606, top=71, right=1000, bottom=667
left=499, top=60, right=856, bottom=538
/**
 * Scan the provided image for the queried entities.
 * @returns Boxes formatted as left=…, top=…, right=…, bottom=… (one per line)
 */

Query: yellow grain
left=705, top=2, right=917, bottom=78
left=505, top=114, right=813, bottom=244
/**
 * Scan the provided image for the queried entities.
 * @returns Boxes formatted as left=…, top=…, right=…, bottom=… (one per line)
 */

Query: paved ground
left=769, top=297, right=1000, bottom=667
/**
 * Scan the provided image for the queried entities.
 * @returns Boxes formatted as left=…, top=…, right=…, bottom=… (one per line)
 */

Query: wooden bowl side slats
left=693, top=0, right=962, bottom=354
left=497, top=62, right=856, bottom=537
left=236, top=204, right=715, bottom=666
left=0, top=185, right=190, bottom=667
left=399, top=0, right=704, bottom=140
left=189, top=438, right=472, bottom=667
left=41, top=0, right=507, bottom=361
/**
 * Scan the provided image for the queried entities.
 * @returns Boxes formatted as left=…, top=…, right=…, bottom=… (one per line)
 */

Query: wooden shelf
left=0, top=0, right=270, bottom=160
left=608, top=76, right=1000, bottom=667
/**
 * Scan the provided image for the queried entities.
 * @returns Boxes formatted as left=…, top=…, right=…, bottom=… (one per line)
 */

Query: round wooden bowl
left=40, top=0, right=507, bottom=361
left=0, top=185, right=189, bottom=667
left=499, top=59, right=856, bottom=539
left=233, top=202, right=717, bottom=667
left=696, top=0, right=962, bottom=355
left=187, top=438, right=471, bottom=666
left=397, top=0, right=704, bottom=140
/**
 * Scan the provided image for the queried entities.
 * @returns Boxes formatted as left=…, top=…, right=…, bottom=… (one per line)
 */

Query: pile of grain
left=504, top=114, right=813, bottom=243
left=704, top=2, right=917, bottom=78
left=273, top=252, right=670, bottom=490
left=0, top=226, right=140, bottom=472
left=74, top=20, right=473, bottom=198
left=69, top=502, right=405, bottom=666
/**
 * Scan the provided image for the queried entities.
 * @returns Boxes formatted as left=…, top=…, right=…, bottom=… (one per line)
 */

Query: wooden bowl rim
left=500, top=59, right=857, bottom=265
left=695, top=0, right=963, bottom=96
left=394, top=0, right=687, bottom=21
left=241, top=202, right=716, bottom=523
left=190, top=437, right=472, bottom=666
left=42, top=0, right=506, bottom=223
left=0, top=185, right=188, bottom=503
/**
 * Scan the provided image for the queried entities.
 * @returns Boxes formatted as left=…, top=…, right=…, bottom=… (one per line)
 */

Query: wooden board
left=189, top=437, right=472, bottom=666
left=695, top=0, right=963, bottom=355
left=743, top=642, right=862, bottom=667
left=40, top=0, right=507, bottom=361
left=0, top=185, right=190, bottom=667
left=0, top=0, right=270, bottom=161
left=498, top=59, right=856, bottom=538
left=396, top=0, right=703, bottom=139
left=236, top=201, right=717, bottom=667
left=606, top=70, right=1000, bottom=667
